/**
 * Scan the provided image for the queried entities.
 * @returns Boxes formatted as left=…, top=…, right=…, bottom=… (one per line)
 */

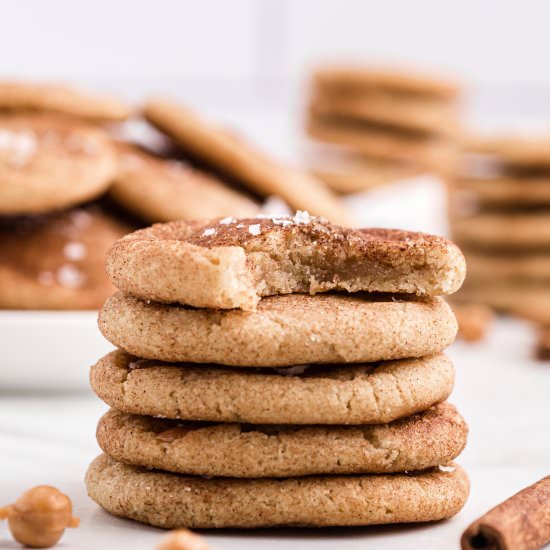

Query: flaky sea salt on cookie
left=106, top=215, right=466, bottom=310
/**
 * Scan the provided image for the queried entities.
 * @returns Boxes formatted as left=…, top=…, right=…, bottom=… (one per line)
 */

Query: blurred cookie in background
left=144, top=98, right=351, bottom=225
left=450, top=302, right=494, bottom=343
left=110, top=143, right=259, bottom=223
left=0, top=113, right=117, bottom=215
left=0, top=80, right=131, bottom=123
left=306, top=64, right=461, bottom=176
left=304, top=143, right=421, bottom=194
left=0, top=204, right=135, bottom=309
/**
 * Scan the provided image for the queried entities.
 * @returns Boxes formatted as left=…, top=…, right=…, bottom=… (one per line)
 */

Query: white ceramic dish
left=0, top=310, right=112, bottom=390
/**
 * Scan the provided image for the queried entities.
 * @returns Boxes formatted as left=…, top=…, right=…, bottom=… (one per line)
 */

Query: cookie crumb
left=156, top=529, right=212, bottom=550
left=248, top=223, right=261, bottom=236
left=202, top=228, right=216, bottom=237
left=438, top=465, right=456, bottom=473
left=293, top=210, right=311, bottom=224
left=219, top=216, right=236, bottom=225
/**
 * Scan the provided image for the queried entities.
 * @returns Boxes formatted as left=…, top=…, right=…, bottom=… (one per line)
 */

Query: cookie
left=106, top=216, right=466, bottom=310
left=452, top=212, right=550, bottom=249
left=313, top=65, right=460, bottom=99
left=306, top=146, right=420, bottom=194
left=86, top=454, right=469, bottom=528
left=143, top=99, right=350, bottom=224
left=463, top=134, right=550, bottom=168
left=452, top=176, right=550, bottom=206
left=0, top=114, right=117, bottom=215
left=91, top=350, right=454, bottom=425
left=96, top=402, right=466, bottom=477
left=464, top=250, right=550, bottom=282
left=310, top=93, right=458, bottom=137
left=98, top=293, right=458, bottom=366
left=109, top=144, right=259, bottom=222
left=0, top=205, right=133, bottom=309
left=457, top=282, right=550, bottom=323
left=0, top=81, right=130, bottom=122
left=307, top=115, right=456, bottom=173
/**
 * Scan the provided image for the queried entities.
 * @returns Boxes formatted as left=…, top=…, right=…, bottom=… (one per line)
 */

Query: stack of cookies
left=450, top=134, right=550, bottom=324
left=86, top=213, right=470, bottom=529
left=305, top=65, right=461, bottom=193
left=0, top=82, right=134, bottom=309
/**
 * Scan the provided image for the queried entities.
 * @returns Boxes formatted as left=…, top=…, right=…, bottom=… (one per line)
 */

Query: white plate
left=0, top=310, right=113, bottom=390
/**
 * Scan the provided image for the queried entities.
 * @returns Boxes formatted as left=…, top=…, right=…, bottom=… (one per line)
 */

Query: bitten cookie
left=143, top=98, right=350, bottom=224
left=0, top=81, right=130, bottom=122
left=91, top=350, right=455, bottom=425
left=0, top=206, right=133, bottom=309
left=86, top=454, right=470, bottom=528
left=0, top=114, right=117, bottom=214
left=106, top=216, right=466, bottom=310
left=96, top=403, right=467, bottom=477
left=109, top=144, right=259, bottom=222
left=98, top=293, right=458, bottom=366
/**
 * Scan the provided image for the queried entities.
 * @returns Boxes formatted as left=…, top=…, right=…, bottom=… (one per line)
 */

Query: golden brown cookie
left=452, top=212, right=550, bottom=249
left=463, top=250, right=550, bottom=283
left=91, top=350, right=455, bottom=425
left=86, top=454, right=470, bottom=528
left=313, top=65, right=460, bottom=99
left=98, top=293, right=458, bottom=366
left=143, top=98, right=350, bottom=224
left=450, top=302, right=494, bottom=342
left=0, top=114, right=117, bottom=215
left=106, top=216, right=466, bottom=310
left=96, top=403, right=467, bottom=477
left=457, top=282, right=550, bottom=324
left=310, top=92, right=458, bottom=136
left=109, top=144, right=259, bottom=222
left=0, top=205, right=133, bottom=309
left=307, top=115, right=456, bottom=173
left=463, top=134, right=550, bottom=168
left=0, top=81, right=130, bottom=122
left=452, top=176, right=550, bottom=206
left=306, top=146, right=420, bottom=194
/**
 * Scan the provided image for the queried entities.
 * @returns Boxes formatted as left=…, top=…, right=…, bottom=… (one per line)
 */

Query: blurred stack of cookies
left=86, top=214, right=469, bottom=529
left=0, top=83, right=134, bottom=309
left=0, top=82, right=347, bottom=310
left=449, top=134, right=550, bottom=325
left=305, top=65, right=461, bottom=193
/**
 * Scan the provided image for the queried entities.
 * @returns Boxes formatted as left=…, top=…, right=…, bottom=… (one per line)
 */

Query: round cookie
left=109, top=144, right=259, bottom=222
left=307, top=115, right=456, bottom=173
left=143, top=98, right=350, bottom=225
left=310, top=93, right=458, bottom=137
left=464, top=250, right=550, bottom=282
left=0, top=114, right=117, bottom=215
left=452, top=212, right=550, bottom=249
left=98, top=293, right=458, bottom=366
left=90, top=350, right=455, bottom=425
left=106, top=216, right=466, bottom=310
left=96, top=403, right=467, bottom=477
left=0, top=206, right=133, bottom=309
left=86, top=454, right=470, bottom=528
left=313, top=65, right=460, bottom=99
left=0, top=81, right=130, bottom=122
left=452, top=177, right=550, bottom=207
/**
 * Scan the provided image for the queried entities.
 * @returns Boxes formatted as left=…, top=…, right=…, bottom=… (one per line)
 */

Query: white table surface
left=1, top=317, right=549, bottom=549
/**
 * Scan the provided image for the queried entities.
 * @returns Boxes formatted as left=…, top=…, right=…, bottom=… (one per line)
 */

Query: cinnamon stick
left=461, top=475, right=550, bottom=550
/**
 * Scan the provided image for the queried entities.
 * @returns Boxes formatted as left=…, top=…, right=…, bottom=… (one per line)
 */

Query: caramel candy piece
left=0, top=485, right=79, bottom=548
left=156, top=529, right=212, bottom=550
